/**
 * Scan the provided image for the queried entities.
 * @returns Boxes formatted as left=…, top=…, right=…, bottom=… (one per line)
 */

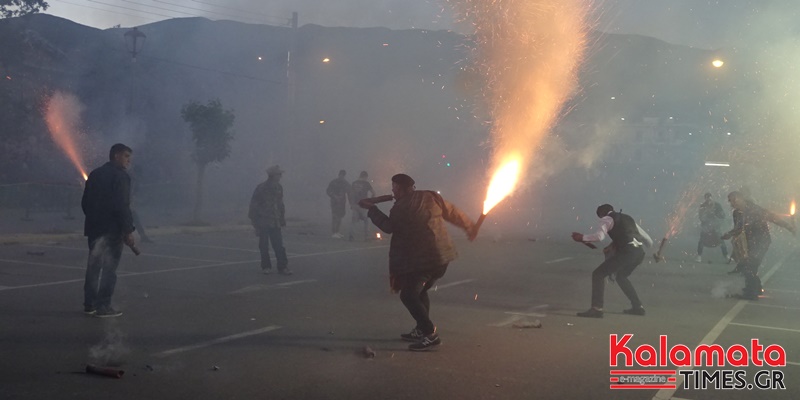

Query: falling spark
left=44, top=92, right=89, bottom=180
left=450, top=0, right=589, bottom=213
left=790, top=200, right=795, bottom=216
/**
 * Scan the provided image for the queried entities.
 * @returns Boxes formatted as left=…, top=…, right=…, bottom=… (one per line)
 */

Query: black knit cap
left=391, top=173, right=415, bottom=188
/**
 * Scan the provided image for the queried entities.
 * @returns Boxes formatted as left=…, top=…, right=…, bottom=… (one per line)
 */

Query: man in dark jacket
left=359, top=173, right=476, bottom=351
left=348, top=170, right=375, bottom=241
left=721, top=191, right=795, bottom=300
left=696, top=192, right=728, bottom=263
left=572, top=204, right=653, bottom=318
left=249, top=165, right=291, bottom=275
left=81, top=143, right=136, bottom=318
left=326, top=169, right=350, bottom=239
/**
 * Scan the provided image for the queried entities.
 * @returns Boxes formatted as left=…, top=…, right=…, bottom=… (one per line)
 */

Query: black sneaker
left=400, top=328, right=424, bottom=342
left=94, top=307, right=123, bottom=318
left=623, top=306, right=646, bottom=316
left=408, top=333, right=441, bottom=351
left=577, top=308, right=603, bottom=318
left=83, top=306, right=96, bottom=315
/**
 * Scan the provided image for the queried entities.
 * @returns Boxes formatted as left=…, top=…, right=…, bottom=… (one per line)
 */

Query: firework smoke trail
left=44, top=91, right=89, bottom=180
left=449, top=0, right=589, bottom=213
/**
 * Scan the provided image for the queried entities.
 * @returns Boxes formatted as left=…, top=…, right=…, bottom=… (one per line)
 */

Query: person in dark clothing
left=721, top=191, right=795, bottom=300
left=81, top=143, right=136, bottom=318
left=249, top=165, right=291, bottom=275
left=348, top=171, right=375, bottom=241
left=572, top=204, right=653, bottom=318
left=696, top=193, right=728, bottom=263
left=326, top=169, right=350, bottom=238
left=359, top=173, right=476, bottom=351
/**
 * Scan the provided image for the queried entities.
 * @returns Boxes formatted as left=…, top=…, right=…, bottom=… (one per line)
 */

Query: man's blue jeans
left=258, top=226, right=288, bottom=271
left=84, top=235, right=123, bottom=310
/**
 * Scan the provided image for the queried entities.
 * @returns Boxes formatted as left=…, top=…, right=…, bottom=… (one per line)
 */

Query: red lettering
left=694, top=344, right=725, bottom=367
left=751, top=339, right=763, bottom=367
left=660, top=335, right=667, bottom=366
left=764, top=345, right=786, bottom=367
left=635, top=344, right=657, bottom=366
left=610, top=334, right=633, bottom=367
left=726, top=344, right=748, bottom=367
left=669, top=344, right=691, bottom=367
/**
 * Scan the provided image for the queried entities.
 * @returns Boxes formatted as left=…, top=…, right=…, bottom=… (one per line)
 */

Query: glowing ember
left=483, top=157, right=520, bottom=214
left=450, top=0, right=589, bottom=214
left=44, top=92, right=89, bottom=180
left=376, top=233, right=382, bottom=240
left=790, top=200, right=796, bottom=216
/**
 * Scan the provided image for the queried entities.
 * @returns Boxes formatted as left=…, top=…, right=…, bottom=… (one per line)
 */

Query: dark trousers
left=399, top=264, right=448, bottom=335
left=697, top=239, right=728, bottom=258
left=740, top=240, right=770, bottom=296
left=84, top=235, right=123, bottom=309
left=591, top=246, right=644, bottom=309
left=258, top=226, right=288, bottom=271
left=349, top=207, right=368, bottom=239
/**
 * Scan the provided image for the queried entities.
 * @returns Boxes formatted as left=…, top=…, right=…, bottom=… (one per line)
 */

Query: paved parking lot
left=1, top=226, right=798, bottom=399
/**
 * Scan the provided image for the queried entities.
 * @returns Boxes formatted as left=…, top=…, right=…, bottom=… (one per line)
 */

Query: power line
left=118, top=0, right=195, bottom=16
left=85, top=0, right=183, bottom=19
left=151, top=0, right=280, bottom=26
left=190, top=0, right=291, bottom=25
left=52, top=0, right=161, bottom=23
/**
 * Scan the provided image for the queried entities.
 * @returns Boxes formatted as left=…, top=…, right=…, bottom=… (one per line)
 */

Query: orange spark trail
left=44, top=92, right=89, bottom=180
left=450, top=0, right=589, bottom=213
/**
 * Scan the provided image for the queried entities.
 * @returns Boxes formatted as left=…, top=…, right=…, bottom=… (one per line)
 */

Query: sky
left=38, top=0, right=796, bottom=50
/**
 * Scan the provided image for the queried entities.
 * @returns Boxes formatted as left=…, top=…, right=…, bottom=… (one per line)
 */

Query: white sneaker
left=332, top=233, right=343, bottom=239
left=695, top=255, right=702, bottom=263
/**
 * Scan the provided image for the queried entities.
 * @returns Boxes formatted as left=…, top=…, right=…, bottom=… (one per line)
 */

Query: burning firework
left=449, top=0, right=589, bottom=236
left=44, top=91, right=89, bottom=180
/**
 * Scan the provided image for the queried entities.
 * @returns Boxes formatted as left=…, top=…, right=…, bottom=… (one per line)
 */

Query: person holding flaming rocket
left=359, top=173, right=476, bottom=351
left=720, top=191, right=795, bottom=300
left=572, top=204, right=653, bottom=318
left=81, top=143, right=137, bottom=318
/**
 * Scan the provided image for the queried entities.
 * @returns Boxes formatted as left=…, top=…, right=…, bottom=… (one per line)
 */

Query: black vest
left=608, top=211, right=643, bottom=247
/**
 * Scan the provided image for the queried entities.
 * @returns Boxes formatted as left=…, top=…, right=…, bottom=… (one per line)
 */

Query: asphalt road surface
left=1, top=227, right=798, bottom=400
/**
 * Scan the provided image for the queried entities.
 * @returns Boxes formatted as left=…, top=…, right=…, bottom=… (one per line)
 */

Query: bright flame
left=712, top=59, right=724, bottom=68
left=790, top=200, right=796, bottom=216
left=450, top=0, right=589, bottom=214
left=376, top=233, right=382, bottom=240
left=483, top=157, right=521, bottom=214
left=44, top=92, right=89, bottom=180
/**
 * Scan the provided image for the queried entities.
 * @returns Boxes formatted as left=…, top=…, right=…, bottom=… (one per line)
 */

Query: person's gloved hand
left=571, top=232, right=584, bottom=242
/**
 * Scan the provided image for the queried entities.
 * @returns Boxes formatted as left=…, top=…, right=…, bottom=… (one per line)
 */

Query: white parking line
left=230, top=279, right=318, bottom=294
left=490, top=304, right=549, bottom=327
left=747, top=303, right=800, bottom=312
left=728, top=322, right=800, bottom=334
left=30, top=243, right=230, bottom=263
left=545, top=257, right=573, bottom=264
left=763, top=288, right=800, bottom=294
left=275, top=279, right=317, bottom=287
left=153, top=325, right=282, bottom=357
left=652, top=249, right=793, bottom=400
left=0, top=258, right=85, bottom=271
left=0, top=246, right=384, bottom=292
left=434, top=279, right=476, bottom=290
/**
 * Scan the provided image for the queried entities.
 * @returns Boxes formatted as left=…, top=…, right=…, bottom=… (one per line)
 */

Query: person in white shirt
left=571, top=204, right=653, bottom=318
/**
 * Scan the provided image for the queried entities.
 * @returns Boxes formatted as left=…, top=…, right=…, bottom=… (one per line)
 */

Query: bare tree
left=180, top=99, right=235, bottom=223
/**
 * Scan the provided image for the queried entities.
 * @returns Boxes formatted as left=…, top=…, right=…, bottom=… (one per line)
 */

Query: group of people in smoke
left=325, top=169, right=376, bottom=241
left=80, top=143, right=796, bottom=350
